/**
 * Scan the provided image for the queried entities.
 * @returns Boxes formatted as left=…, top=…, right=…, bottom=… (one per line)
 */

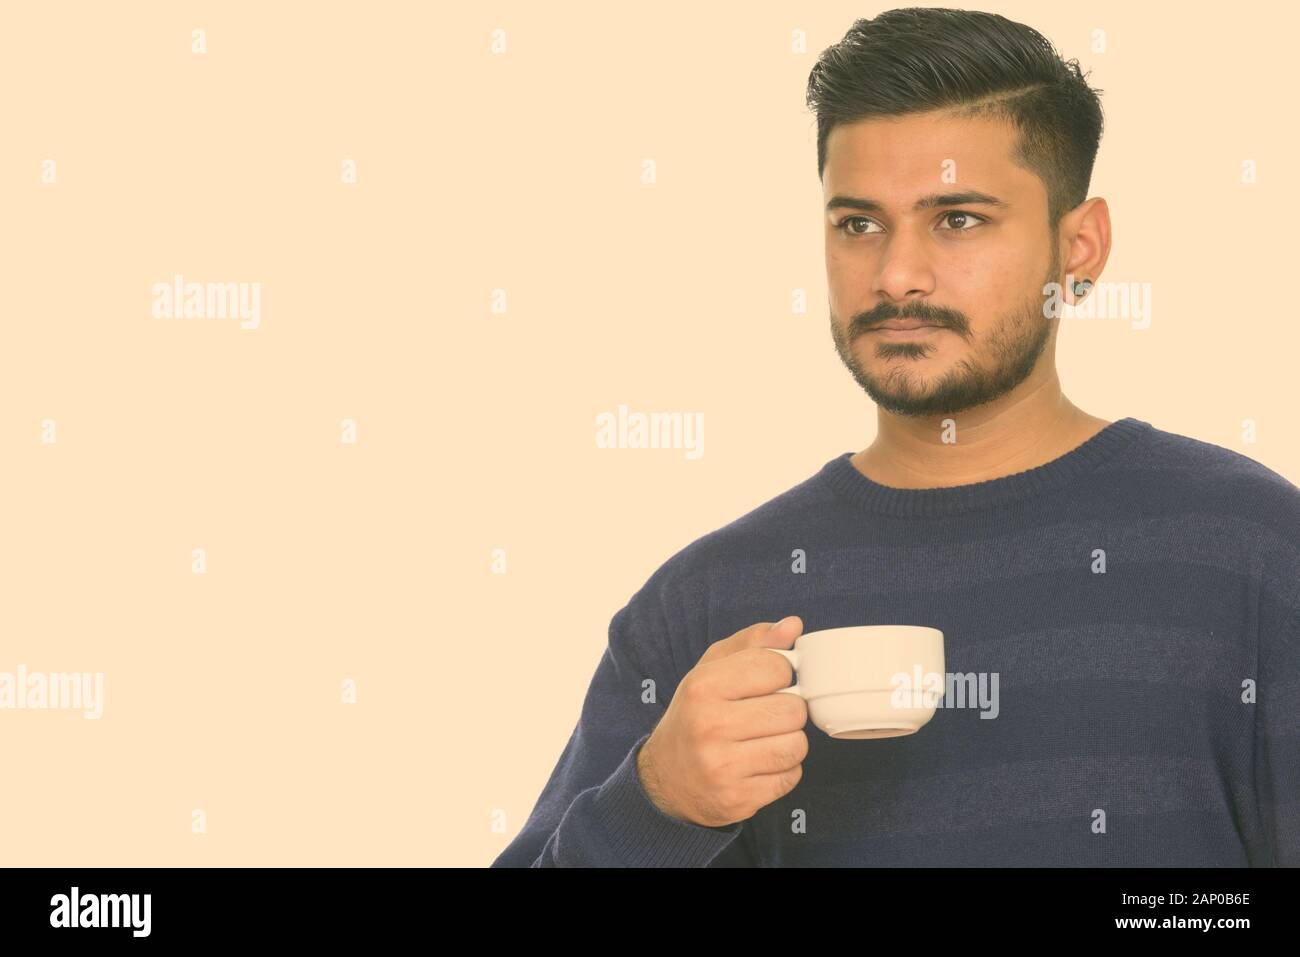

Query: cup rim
left=799, top=625, right=943, bottom=641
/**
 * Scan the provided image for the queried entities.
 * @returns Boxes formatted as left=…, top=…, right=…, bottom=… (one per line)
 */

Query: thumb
left=699, top=615, right=803, bottom=665
left=753, top=615, right=803, bottom=649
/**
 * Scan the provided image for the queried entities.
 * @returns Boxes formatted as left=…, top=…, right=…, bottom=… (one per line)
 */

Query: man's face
left=824, top=111, right=1062, bottom=418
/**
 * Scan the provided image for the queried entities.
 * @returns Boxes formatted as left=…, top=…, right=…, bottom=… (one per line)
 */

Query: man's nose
left=871, top=227, right=937, bottom=301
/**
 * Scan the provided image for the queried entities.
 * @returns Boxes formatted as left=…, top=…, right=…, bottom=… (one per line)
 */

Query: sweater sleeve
left=491, top=588, right=747, bottom=867
left=1256, top=600, right=1300, bottom=866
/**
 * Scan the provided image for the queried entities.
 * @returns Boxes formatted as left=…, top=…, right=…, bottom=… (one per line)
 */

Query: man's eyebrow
left=825, top=191, right=1009, bottom=214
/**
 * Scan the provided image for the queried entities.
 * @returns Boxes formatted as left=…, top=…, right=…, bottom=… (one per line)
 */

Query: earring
left=1072, top=278, right=1093, bottom=297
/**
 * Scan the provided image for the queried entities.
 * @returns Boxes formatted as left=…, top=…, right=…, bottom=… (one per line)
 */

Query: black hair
left=806, top=7, right=1104, bottom=230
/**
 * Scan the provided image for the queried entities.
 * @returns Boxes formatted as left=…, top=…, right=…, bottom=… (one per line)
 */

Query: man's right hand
left=636, top=616, right=809, bottom=828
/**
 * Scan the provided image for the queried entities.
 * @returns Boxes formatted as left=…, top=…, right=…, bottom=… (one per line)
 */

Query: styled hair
left=806, top=7, right=1104, bottom=230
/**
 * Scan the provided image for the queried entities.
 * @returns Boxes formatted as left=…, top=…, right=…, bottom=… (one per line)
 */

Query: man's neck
left=852, top=397, right=1112, bottom=490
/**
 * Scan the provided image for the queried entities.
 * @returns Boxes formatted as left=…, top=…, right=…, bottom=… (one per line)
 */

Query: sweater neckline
left=819, top=417, right=1151, bottom=518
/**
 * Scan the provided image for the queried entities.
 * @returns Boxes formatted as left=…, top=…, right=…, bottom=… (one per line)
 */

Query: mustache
left=854, top=302, right=966, bottom=333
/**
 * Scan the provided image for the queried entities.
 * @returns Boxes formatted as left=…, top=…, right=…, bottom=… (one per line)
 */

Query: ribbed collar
left=818, top=417, right=1151, bottom=518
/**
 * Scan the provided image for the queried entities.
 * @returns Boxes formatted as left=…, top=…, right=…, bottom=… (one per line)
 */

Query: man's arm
left=491, top=591, right=748, bottom=867
left=1256, top=600, right=1300, bottom=866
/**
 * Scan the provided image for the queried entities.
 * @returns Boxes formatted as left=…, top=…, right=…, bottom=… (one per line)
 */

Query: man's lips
left=870, top=319, right=945, bottom=331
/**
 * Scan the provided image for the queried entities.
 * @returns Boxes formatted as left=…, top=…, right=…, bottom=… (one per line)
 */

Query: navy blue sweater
left=492, top=418, right=1300, bottom=866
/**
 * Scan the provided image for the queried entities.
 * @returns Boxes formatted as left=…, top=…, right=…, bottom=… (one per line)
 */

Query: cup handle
left=767, top=647, right=802, bottom=697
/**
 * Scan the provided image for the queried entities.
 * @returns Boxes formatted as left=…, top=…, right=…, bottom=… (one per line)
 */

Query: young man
left=493, top=8, right=1300, bottom=867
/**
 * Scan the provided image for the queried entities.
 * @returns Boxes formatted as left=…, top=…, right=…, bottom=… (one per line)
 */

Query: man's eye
left=937, top=211, right=987, bottom=231
left=835, top=217, right=879, bottom=236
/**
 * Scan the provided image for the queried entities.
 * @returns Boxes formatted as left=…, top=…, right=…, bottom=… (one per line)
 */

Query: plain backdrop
left=0, top=0, right=1295, bottom=866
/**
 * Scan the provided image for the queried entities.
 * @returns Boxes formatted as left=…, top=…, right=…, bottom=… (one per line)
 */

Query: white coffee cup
left=766, top=625, right=945, bottom=739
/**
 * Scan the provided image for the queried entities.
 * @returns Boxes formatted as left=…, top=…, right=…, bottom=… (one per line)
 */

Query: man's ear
left=1061, top=197, right=1111, bottom=304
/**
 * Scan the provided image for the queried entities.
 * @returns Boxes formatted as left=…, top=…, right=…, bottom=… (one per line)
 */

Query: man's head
left=808, top=8, right=1109, bottom=418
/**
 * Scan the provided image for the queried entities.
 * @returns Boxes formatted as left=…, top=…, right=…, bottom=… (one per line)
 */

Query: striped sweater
left=492, top=417, right=1300, bottom=866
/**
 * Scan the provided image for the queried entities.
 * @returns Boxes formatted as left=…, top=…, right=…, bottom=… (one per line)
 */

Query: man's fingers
left=696, top=646, right=807, bottom=704
left=698, top=615, right=803, bottom=665
left=732, top=728, right=810, bottom=773
left=720, top=695, right=809, bottom=741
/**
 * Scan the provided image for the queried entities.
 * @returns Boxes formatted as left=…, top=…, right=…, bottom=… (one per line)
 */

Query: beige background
left=0, top=1, right=1295, bottom=866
